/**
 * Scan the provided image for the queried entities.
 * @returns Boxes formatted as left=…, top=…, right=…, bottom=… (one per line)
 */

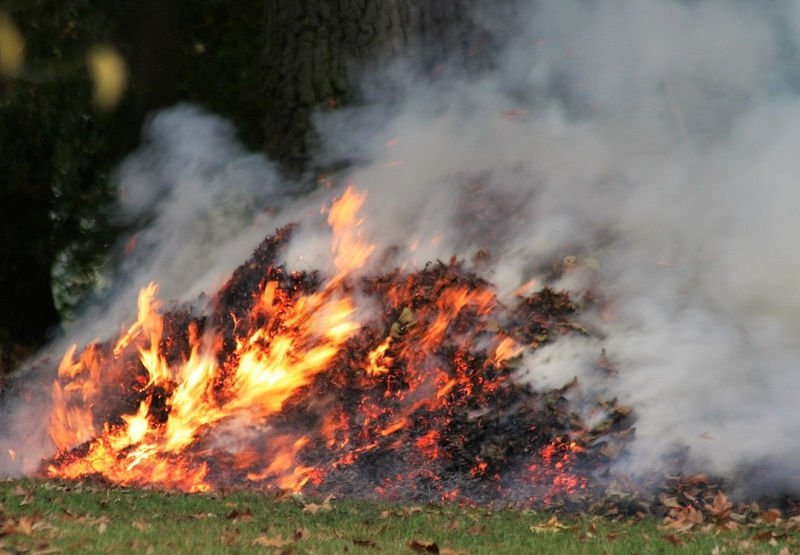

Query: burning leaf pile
left=40, top=187, right=632, bottom=505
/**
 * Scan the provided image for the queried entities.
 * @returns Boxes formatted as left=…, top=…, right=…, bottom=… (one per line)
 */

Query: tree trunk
left=263, top=0, right=501, bottom=172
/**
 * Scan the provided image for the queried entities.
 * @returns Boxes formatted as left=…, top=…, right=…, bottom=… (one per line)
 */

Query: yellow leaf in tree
left=0, top=13, right=24, bottom=77
left=87, top=45, right=127, bottom=111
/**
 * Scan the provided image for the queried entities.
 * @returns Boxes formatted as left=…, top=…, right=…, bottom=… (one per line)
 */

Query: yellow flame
left=327, top=185, right=376, bottom=280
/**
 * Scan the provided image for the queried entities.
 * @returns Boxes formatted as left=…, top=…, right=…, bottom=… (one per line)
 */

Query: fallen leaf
left=750, top=530, right=784, bottom=543
left=763, top=508, right=782, bottom=524
left=12, top=487, right=33, bottom=507
left=225, top=509, right=254, bottom=522
left=302, top=502, right=332, bottom=514
left=219, top=528, right=240, bottom=546
left=32, top=546, right=64, bottom=555
left=132, top=521, right=151, bottom=532
left=408, top=539, right=439, bottom=554
left=251, top=535, right=292, bottom=548
left=298, top=495, right=334, bottom=514
left=662, top=534, right=684, bottom=546
left=704, top=492, right=733, bottom=526
left=530, top=516, right=576, bottom=533
left=352, top=538, right=378, bottom=548
left=1, top=516, right=36, bottom=537
left=664, top=506, right=703, bottom=533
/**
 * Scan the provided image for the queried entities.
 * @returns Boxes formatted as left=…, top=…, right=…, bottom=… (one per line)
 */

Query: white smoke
left=5, top=0, right=800, bottom=490
left=308, top=0, right=800, bottom=483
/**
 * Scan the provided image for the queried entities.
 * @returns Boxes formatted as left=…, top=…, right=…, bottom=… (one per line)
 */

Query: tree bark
left=263, top=0, right=501, bottom=172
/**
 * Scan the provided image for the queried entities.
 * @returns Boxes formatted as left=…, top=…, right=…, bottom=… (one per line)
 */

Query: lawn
left=0, top=479, right=797, bottom=554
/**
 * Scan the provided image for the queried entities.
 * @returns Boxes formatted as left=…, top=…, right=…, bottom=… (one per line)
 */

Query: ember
left=42, top=187, right=630, bottom=505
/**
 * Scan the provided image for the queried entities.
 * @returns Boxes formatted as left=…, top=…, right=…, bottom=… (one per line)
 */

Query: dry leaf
left=408, top=539, right=439, bottom=554
left=132, top=521, right=151, bottom=531
left=662, top=534, right=684, bottom=546
left=352, top=538, right=378, bottom=548
left=1, top=515, right=36, bottom=537
left=302, top=502, right=331, bottom=514
left=664, top=506, right=703, bottom=533
left=251, top=535, right=292, bottom=548
left=219, top=528, right=240, bottom=546
left=294, top=493, right=334, bottom=514
left=225, top=509, right=254, bottom=522
left=704, top=492, right=733, bottom=524
left=530, top=516, right=575, bottom=533
left=32, top=546, right=64, bottom=555
left=764, top=508, right=782, bottom=524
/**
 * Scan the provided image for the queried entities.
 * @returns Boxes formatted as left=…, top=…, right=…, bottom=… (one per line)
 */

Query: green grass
left=0, top=479, right=797, bottom=554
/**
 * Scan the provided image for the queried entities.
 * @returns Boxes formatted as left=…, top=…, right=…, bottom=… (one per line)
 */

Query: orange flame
left=43, top=185, right=594, bottom=502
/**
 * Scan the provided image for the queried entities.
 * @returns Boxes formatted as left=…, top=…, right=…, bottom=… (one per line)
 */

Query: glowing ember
left=42, top=186, right=625, bottom=505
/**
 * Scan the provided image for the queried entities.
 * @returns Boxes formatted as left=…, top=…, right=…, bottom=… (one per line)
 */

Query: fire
left=42, top=185, right=604, bottom=505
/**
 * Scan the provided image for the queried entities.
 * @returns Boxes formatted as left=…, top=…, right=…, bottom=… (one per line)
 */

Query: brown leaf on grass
left=132, top=520, right=152, bottom=531
left=225, top=508, right=254, bottom=522
left=530, top=516, right=576, bottom=533
left=294, top=528, right=309, bottom=539
left=704, top=493, right=732, bottom=522
left=750, top=530, right=785, bottom=543
left=664, top=506, right=703, bottom=533
left=31, top=546, right=64, bottom=555
left=251, top=535, right=292, bottom=548
left=299, top=495, right=334, bottom=514
left=467, top=522, right=485, bottom=535
left=0, top=515, right=36, bottom=537
left=763, top=508, right=782, bottom=524
left=408, top=539, right=440, bottom=553
left=662, top=534, right=685, bottom=546
left=12, top=486, right=33, bottom=507
left=302, top=502, right=332, bottom=514
left=219, top=528, right=241, bottom=546
left=380, top=506, right=423, bottom=519
left=353, top=538, right=378, bottom=548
